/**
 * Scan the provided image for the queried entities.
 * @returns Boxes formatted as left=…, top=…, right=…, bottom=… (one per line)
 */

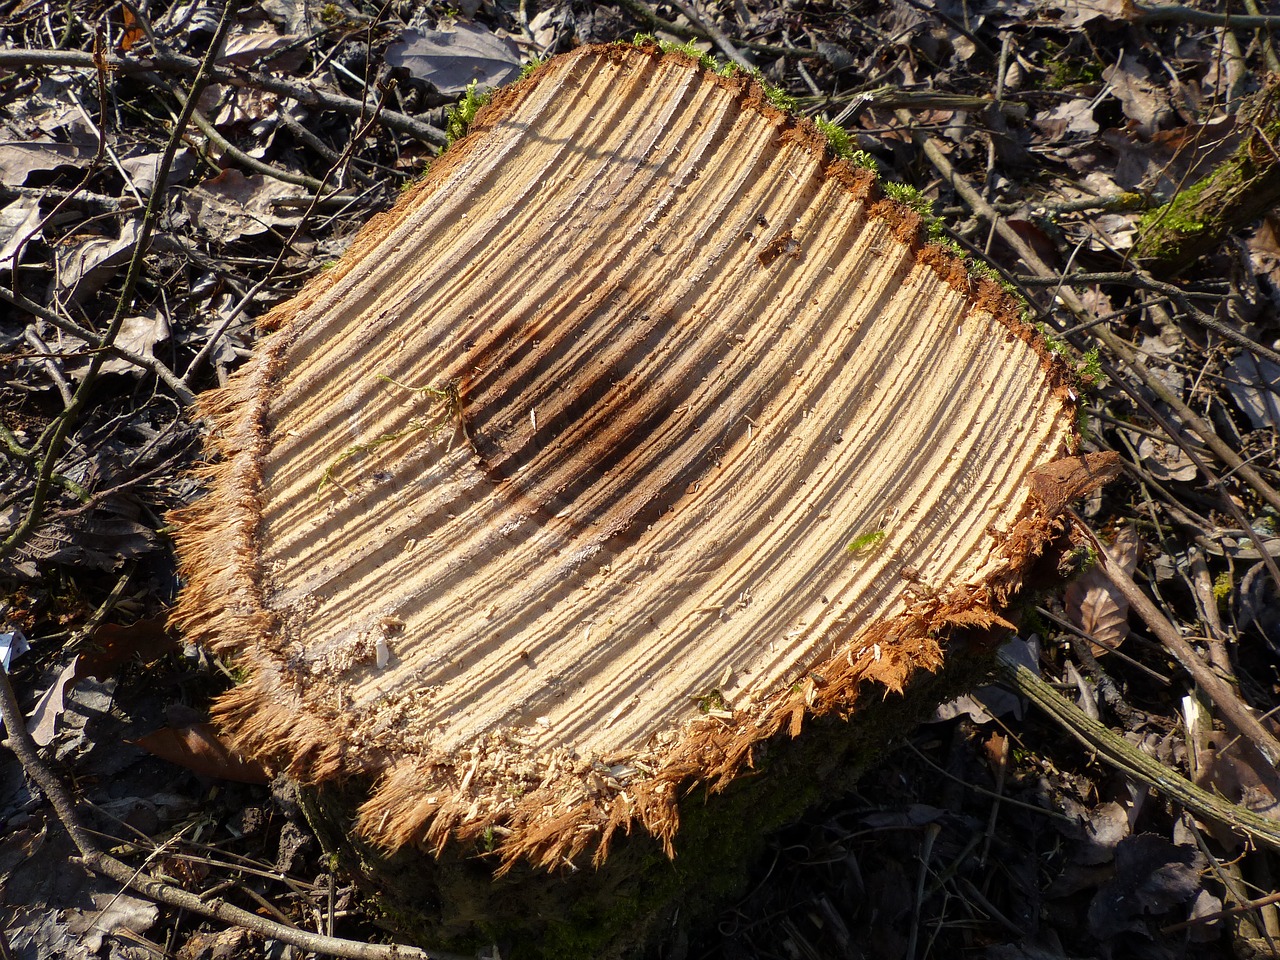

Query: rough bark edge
left=170, top=43, right=1102, bottom=871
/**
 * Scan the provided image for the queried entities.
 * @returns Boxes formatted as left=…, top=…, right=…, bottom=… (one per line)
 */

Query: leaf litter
left=2, top=0, right=1280, bottom=957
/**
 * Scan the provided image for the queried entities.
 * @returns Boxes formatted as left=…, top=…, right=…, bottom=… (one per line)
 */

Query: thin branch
left=0, top=665, right=463, bottom=960
left=0, top=284, right=194, bottom=404
left=1069, top=511, right=1280, bottom=766
left=0, top=47, right=447, bottom=146
left=995, top=646, right=1280, bottom=852
left=1131, top=2, right=1280, bottom=29
left=665, top=0, right=755, bottom=72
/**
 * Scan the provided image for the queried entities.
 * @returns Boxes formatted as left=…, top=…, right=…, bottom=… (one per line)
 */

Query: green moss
left=882, top=180, right=932, bottom=218
left=966, top=258, right=1002, bottom=283
left=846, top=529, right=886, bottom=555
left=1139, top=175, right=1212, bottom=237
left=814, top=117, right=852, bottom=158
left=1077, top=346, right=1105, bottom=386
left=1212, top=571, right=1233, bottom=603
left=1035, top=322, right=1069, bottom=358
left=1075, top=403, right=1092, bottom=443
left=445, top=80, right=493, bottom=146
left=1043, top=41, right=1103, bottom=89
left=317, top=375, right=464, bottom=495
left=519, top=56, right=549, bottom=81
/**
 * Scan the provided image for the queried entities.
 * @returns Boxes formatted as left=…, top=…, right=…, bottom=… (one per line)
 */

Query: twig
left=1069, top=511, right=1280, bottom=766
left=0, top=47, right=447, bottom=146
left=905, top=822, right=940, bottom=960
left=0, top=1, right=240, bottom=563
left=0, top=665, right=462, bottom=960
left=897, top=109, right=1280, bottom=517
left=1131, top=2, right=1280, bottom=29
left=0, top=183, right=130, bottom=211
left=996, top=647, right=1280, bottom=852
left=1162, top=888, right=1280, bottom=933
left=178, top=91, right=342, bottom=194
left=665, top=0, right=754, bottom=72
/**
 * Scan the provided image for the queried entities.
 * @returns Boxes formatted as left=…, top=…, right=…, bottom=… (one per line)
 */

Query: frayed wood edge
left=341, top=483, right=1080, bottom=874
left=166, top=40, right=1117, bottom=872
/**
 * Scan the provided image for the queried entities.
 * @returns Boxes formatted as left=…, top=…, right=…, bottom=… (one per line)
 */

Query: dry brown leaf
left=132, top=722, right=271, bottom=784
left=1064, top=525, right=1142, bottom=654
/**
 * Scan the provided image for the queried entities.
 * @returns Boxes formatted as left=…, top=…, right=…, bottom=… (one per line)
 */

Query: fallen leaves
left=132, top=722, right=270, bottom=785
left=1065, top=525, right=1142, bottom=654
left=385, top=22, right=522, bottom=96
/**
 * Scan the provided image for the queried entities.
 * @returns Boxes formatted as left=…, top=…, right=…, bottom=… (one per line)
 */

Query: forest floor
left=2, top=0, right=1280, bottom=958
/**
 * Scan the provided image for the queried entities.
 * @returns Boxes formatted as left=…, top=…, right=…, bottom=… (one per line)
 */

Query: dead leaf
left=1086, top=834, right=1205, bottom=938
left=1064, top=525, right=1142, bottom=654
left=385, top=22, right=523, bottom=97
left=117, top=5, right=144, bottom=53
left=1033, top=99, right=1099, bottom=141
left=0, top=140, right=90, bottom=185
left=65, top=891, right=159, bottom=954
left=132, top=722, right=271, bottom=784
left=1075, top=800, right=1131, bottom=865
left=1136, top=434, right=1197, bottom=482
left=1103, top=56, right=1172, bottom=137
left=98, top=311, right=170, bottom=377
left=25, top=619, right=178, bottom=745
left=119, top=149, right=194, bottom=195
left=178, top=927, right=254, bottom=960
left=80, top=618, right=180, bottom=677
left=27, top=655, right=81, bottom=746
left=933, top=636, right=1038, bottom=723
left=53, top=217, right=143, bottom=304
left=1054, top=0, right=1141, bottom=28
left=0, top=196, right=42, bottom=271
left=182, top=169, right=309, bottom=241
left=1225, top=353, right=1280, bottom=431
left=219, top=20, right=305, bottom=71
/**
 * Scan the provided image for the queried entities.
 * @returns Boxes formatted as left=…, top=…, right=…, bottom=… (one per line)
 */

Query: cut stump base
left=171, top=42, right=1119, bottom=957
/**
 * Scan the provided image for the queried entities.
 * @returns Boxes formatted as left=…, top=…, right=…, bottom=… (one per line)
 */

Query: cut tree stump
left=171, top=43, right=1118, bottom=957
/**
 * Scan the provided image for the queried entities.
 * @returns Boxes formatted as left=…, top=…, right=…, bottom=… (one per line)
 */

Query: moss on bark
left=1134, top=79, right=1280, bottom=271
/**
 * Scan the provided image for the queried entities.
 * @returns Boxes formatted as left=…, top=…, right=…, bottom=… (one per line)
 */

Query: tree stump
left=171, top=43, right=1116, bottom=956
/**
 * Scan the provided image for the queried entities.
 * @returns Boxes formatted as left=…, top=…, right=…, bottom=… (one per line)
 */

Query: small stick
left=666, top=0, right=755, bottom=72
left=0, top=664, right=461, bottom=960
left=1069, top=510, right=1280, bottom=766
left=996, top=647, right=1280, bottom=851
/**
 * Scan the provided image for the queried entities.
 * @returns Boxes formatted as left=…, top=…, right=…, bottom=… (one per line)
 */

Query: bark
left=1133, top=78, right=1280, bottom=271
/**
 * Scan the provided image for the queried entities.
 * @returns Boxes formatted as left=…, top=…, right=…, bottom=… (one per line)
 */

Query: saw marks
left=175, top=44, right=1078, bottom=860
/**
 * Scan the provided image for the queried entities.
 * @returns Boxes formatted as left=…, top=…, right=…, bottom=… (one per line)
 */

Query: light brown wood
left=172, top=43, right=1085, bottom=871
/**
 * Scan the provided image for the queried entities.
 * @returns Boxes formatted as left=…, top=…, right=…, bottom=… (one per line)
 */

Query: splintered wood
left=172, top=44, right=1090, bottom=868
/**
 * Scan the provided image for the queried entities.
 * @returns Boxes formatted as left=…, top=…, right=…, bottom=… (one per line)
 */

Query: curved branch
left=0, top=47, right=446, bottom=146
